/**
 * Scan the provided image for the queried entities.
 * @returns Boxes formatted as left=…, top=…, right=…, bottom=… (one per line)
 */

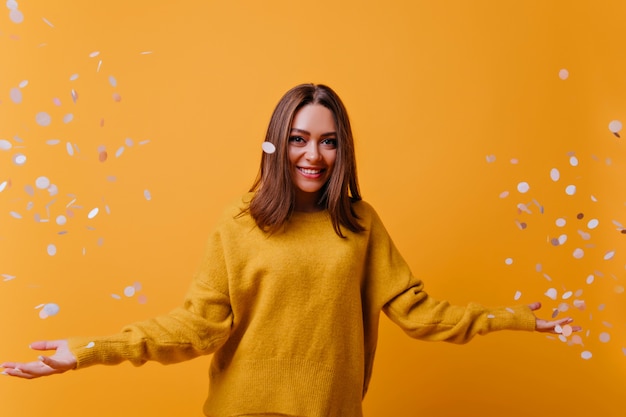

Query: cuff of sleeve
left=67, top=335, right=130, bottom=369
left=487, top=304, right=537, bottom=332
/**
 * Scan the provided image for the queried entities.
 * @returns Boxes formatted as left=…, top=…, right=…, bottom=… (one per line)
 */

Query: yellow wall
left=1, top=1, right=624, bottom=416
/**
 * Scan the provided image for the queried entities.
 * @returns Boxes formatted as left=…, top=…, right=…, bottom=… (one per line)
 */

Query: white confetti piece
left=115, top=146, right=124, bottom=158
left=13, top=153, right=26, bottom=165
left=10, top=211, right=22, bottom=219
left=42, top=303, right=60, bottom=316
left=69, top=73, right=79, bottom=81
left=109, top=75, right=117, bottom=87
left=63, top=113, right=74, bottom=123
left=569, top=156, right=579, bottom=166
left=87, top=208, right=99, bottom=219
left=558, top=69, right=569, bottom=80
left=42, top=17, right=54, bottom=27
left=55, top=215, right=67, bottom=225
left=581, top=351, right=592, bottom=360
left=545, top=288, right=557, bottom=300
left=35, top=112, right=51, bottom=127
left=86, top=342, right=95, bottom=349
left=123, top=286, right=135, bottom=297
left=262, top=141, right=276, bottom=154
left=603, top=250, right=615, bottom=260
left=66, top=142, right=74, bottom=156
left=558, top=234, right=567, bottom=245
left=46, top=139, right=60, bottom=145
left=555, top=218, right=566, bottom=227
left=47, top=244, right=57, bottom=256
left=514, top=291, right=522, bottom=300
left=599, top=332, right=610, bottom=343
left=565, top=185, right=576, bottom=195
left=0, top=181, right=7, bottom=193
left=561, top=325, right=573, bottom=337
left=573, top=248, right=584, bottom=259
left=608, top=120, right=622, bottom=136
left=35, top=176, right=50, bottom=189
left=89, top=51, right=100, bottom=58
left=144, top=189, right=151, bottom=201
left=487, top=314, right=495, bottom=319
left=499, top=191, right=509, bottom=198
left=517, top=182, right=530, bottom=193
left=125, top=137, right=134, bottom=147
left=505, top=258, right=513, bottom=265
left=587, top=219, right=599, bottom=229
left=485, top=154, right=496, bottom=163
left=586, top=274, right=594, bottom=284
left=9, top=8, right=23, bottom=24
left=549, top=168, right=560, bottom=182
left=9, top=87, right=22, bottom=103
left=562, top=291, right=573, bottom=300
left=18, top=80, right=28, bottom=88
left=2, top=274, right=16, bottom=281
left=0, top=139, right=12, bottom=150
left=6, top=0, right=18, bottom=10
left=111, top=294, right=121, bottom=300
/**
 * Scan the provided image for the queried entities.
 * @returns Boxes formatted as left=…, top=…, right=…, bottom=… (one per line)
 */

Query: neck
left=294, top=190, right=324, bottom=212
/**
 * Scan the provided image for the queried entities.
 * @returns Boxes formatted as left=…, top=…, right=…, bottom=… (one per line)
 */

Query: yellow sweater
left=68, top=195, right=537, bottom=417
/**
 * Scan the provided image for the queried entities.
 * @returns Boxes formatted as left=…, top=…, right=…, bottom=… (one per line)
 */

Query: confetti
left=35, top=112, right=52, bottom=126
left=89, top=51, right=100, bottom=58
left=517, top=182, right=530, bottom=193
left=63, top=113, right=74, bottom=123
left=39, top=303, right=60, bottom=319
left=581, top=351, right=592, bottom=360
left=485, top=155, right=496, bottom=163
left=604, top=250, right=615, bottom=260
left=505, top=258, right=513, bottom=265
left=545, top=288, right=557, bottom=300
left=13, top=154, right=26, bottom=165
left=514, top=291, right=522, bottom=300
left=550, top=168, right=560, bottom=181
left=144, top=189, right=151, bottom=201
left=86, top=342, right=95, bottom=349
left=109, top=75, right=117, bottom=87
left=9, top=87, right=22, bottom=103
left=587, top=219, right=599, bottom=229
left=561, top=325, right=573, bottom=337
left=599, top=332, right=611, bottom=343
left=42, top=17, right=54, bottom=27
left=0, top=181, right=8, bottom=193
left=556, top=218, right=566, bottom=227
left=87, top=208, right=99, bottom=219
left=0, top=139, right=12, bottom=150
left=47, top=244, right=57, bottom=256
left=569, top=156, right=579, bottom=167
left=608, top=120, right=622, bottom=137
left=562, top=291, right=573, bottom=300
left=35, top=176, right=51, bottom=189
left=262, top=141, right=276, bottom=154
left=565, top=185, right=576, bottom=196
left=123, top=286, right=135, bottom=297
left=2, top=274, right=16, bottom=282
left=573, top=248, right=584, bottom=259
left=558, top=69, right=569, bottom=80
left=9, top=8, right=24, bottom=24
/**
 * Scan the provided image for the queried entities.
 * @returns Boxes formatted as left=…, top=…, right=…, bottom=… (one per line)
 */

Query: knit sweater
left=67, top=194, right=537, bottom=417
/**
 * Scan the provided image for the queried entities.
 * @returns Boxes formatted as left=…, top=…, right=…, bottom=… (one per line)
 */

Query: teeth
left=300, top=168, right=321, bottom=174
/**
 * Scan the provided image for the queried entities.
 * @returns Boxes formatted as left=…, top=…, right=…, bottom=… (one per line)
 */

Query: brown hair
left=244, top=83, right=364, bottom=237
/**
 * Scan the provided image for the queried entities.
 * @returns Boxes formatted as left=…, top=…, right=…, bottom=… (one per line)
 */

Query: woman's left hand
left=529, top=301, right=582, bottom=333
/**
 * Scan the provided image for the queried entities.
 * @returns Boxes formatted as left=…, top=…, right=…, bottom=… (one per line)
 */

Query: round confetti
left=504, top=258, right=513, bottom=265
left=517, top=182, right=530, bottom=193
left=35, top=112, right=52, bottom=127
left=144, top=189, right=151, bottom=200
left=35, top=176, right=50, bottom=189
left=485, top=155, right=496, bottom=163
left=608, top=120, right=622, bottom=134
left=112, top=93, right=122, bottom=102
left=556, top=218, right=566, bottom=227
left=558, top=234, right=567, bottom=245
left=587, top=219, right=599, bottom=229
left=9, top=87, right=22, bottom=103
left=569, top=156, right=579, bottom=167
left=545, top=288, right=557, bottom=300
left=599, top=332, right=610, bottom=343
left=13, top=154, right=26, bottom=166
left=47, top=244, right=57, bottom=256
left=63, top=113, right=74, bottom=123
left=137, top=294, right=148, bottom=304
left=562, top=291, right=573, bottom=300
left=262, top=141, right=276, bottom=154
left=89, top=51, right=100, bottom=58
left=573, top=248, right=584, bottom=259
left=109, top=75, right=117, bottom=87
left=99, top=151, right=108, bottom=162
left=558, top=69, right=569, bottom=80
left=586, top=274, right=594, bottom=284
left=514, top=291, right=521, bottom=300
left=56, top=215, right=67, bottom=225
left=499, top=191, right=509, bottom=198
left=550, top=168, right=560, bottom=182
left=561, top=325, right=573, bottom=337
left=42, top=303, right=60, bottom=317
left=86, top=342, right=95, bottom=349
left=565, top=185, right=576, bottom=196
left=581, top=351, right=592, bottom=360
left=123, top=286, right=135, bottom=297
left=0, top=139, right=12, bottom=150
left=9, top=8, right=24, bottom=24
left=69, top=73, right=79, bottom=81
left=18, top=80, right=28, bottom=88
left=7, top=0, right=18, bottom=10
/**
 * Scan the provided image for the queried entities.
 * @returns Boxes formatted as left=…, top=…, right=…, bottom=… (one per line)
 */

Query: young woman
left=1, top=84, right=578, bottom=417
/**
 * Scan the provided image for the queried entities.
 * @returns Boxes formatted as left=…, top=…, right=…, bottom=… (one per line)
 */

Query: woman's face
left=288, top=104, right=338, bottom=211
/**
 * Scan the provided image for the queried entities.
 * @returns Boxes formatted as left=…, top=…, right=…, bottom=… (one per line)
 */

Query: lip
left=297, top=166, right=326, bottom=179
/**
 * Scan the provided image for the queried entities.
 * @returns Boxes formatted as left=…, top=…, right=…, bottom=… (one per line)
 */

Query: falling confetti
left=581, top=351, right=592, bottom=360
left=35, top=112, right=52, bottom=127
left=517, top=182, right=530, bottom=193
left=262, top=141, right=276, bottom=154
left=608, top=120, right=622, bottom=138
left=558, top=69, right=569, bottom=80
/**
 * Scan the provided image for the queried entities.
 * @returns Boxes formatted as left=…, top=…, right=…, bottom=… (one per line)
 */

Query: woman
left=1, top=84, right=577, bottom=417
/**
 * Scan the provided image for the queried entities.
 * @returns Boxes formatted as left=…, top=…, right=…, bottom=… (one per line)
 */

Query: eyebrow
left=290, top=128, right=337, bottom=138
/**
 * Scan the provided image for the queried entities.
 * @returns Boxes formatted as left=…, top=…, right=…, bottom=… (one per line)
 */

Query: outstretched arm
left=1, top=340, right=76, bottom=379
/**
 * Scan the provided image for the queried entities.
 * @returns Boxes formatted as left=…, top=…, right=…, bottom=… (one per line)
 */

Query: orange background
left=1, top=1, right=625, bottom=416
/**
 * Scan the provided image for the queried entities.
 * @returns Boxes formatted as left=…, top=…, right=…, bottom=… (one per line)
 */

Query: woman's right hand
left=1, top=340, right=77, bottom=379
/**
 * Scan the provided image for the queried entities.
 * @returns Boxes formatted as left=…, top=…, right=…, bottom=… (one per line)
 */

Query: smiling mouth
left=298, top=167, right=325, bottom=175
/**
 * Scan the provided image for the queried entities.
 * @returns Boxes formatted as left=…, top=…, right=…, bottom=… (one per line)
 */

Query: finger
left=29, top=340, right=60, bottom=352
left=38, top=355, right=71, bottom=371
left=1, top=367, right=37, bottom=379
left=528, top=302, right=541, bottom=311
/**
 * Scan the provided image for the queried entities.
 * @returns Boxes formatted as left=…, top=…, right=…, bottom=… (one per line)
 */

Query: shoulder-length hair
left=244, top=83, right=364, bottom=237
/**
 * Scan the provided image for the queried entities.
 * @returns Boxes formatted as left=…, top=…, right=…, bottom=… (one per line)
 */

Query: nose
left=305, top=142, right=321, bottom=161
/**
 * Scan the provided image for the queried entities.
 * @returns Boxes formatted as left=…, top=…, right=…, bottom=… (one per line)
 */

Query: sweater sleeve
left=383, top=280, right=537, bottom=344
left=359, top=202, right=536, bottom=343
left=67, top=228, right=233, bottom=368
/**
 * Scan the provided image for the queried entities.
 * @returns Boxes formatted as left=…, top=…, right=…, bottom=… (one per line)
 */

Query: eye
left=321, top=138, right=337, bottom=148
left=288, top=136, right=306, bottom=144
